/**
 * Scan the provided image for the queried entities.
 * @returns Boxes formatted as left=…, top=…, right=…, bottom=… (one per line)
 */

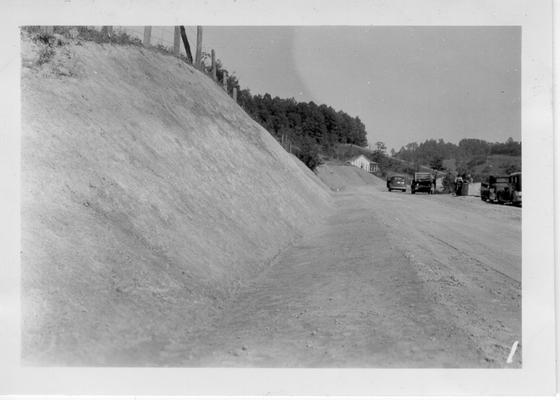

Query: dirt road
left=162, top=168, right=521, bottom=368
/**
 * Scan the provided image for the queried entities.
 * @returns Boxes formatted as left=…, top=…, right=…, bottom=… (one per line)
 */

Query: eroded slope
left=21, top=35, right=331, bottom=365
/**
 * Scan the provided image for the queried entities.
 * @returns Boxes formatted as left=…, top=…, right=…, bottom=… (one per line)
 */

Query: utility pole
left=222, top=71, right=228, bottom=91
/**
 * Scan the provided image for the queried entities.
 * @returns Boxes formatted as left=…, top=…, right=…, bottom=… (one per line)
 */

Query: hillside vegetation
left=332, top=138, right=521, bottom=183
left=21, top=31, right=332, bottom=365
left=236, top=94, right=368, bottom=158
left=201, top=53, right=369, bottom=169
left=193, top=36, right=519, bottom=179
left=394, top=137, right=521, bottom=179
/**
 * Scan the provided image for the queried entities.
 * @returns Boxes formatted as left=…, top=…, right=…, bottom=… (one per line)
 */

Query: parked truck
left=411, top=172, right=434, bottom=194
left=480, top=172, right=521, bottom=206
left=509, top=172, right=522, bottom=206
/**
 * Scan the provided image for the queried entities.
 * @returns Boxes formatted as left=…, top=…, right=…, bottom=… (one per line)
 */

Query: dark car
left=509, top=172, right=522, bottom=206
left=411, top=172, right=433, bottom=194
left=387, top=175, right=406, bottom=192
left=481, top=173, right=521, bottom=206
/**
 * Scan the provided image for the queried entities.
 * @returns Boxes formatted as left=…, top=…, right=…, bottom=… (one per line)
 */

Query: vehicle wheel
left=402, top=189, right=406, bottom=192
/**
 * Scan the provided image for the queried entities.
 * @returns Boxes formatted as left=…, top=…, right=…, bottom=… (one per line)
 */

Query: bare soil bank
left=21, top=34, right=331, bottom=365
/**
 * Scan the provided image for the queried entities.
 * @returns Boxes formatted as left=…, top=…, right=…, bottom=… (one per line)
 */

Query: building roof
left=349, top=154, right=376, bottom=164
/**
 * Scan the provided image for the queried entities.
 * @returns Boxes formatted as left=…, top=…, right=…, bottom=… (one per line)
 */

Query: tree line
left=206, top=59, right=368, bottom=169
left=203, top=57, right=521, bottom=176
left=393, top=137, right=521, bottom=171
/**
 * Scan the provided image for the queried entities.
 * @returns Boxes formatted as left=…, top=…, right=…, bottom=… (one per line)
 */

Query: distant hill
left=330, top=143, right=374, bottom=161
left=443, top=154, right=521, bottom=178
left=329, top=144, right=436, bottom=178
left=331, top=142, right=521, bottom=182
left=386, top=138, right=522, bottom=181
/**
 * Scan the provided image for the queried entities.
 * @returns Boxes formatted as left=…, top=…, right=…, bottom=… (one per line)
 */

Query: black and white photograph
left=0, top=0, right=556, bottom=397
left=20, top=24, right=524, bottom=368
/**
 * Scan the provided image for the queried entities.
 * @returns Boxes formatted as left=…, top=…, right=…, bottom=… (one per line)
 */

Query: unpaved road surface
left=164, top=171, right=521, bottom=368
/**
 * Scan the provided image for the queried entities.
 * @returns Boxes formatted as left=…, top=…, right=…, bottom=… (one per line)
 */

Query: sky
left=197, top=26, right=520, bottom=152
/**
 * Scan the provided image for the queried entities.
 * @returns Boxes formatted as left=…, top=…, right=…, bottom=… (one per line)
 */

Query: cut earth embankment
left=21, top=33, right=332, bottom=365
left=316, top=163, right=386, bottom=191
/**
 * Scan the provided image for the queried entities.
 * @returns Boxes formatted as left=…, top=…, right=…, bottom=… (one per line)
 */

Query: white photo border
left=0, top=0, right=555, bottom=396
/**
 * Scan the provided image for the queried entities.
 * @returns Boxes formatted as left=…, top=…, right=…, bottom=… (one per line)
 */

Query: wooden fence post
left=195, top=26, right=203, bottom=68
left=143, top=26, right=152, bottom=47
left=211, top=49, right=217, bottom=80
left=179, top=26, right=193, bottom=64
left=173, top=26, right=181, bottom=56
left=233, top=87, right=237, bottom=102
left=222, top=71, right=228, bottom=91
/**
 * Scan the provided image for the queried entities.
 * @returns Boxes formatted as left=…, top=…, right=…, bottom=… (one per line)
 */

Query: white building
left=348, top=154, right=378, bottom=173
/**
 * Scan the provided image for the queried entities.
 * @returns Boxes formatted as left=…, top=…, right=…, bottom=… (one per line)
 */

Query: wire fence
left=115, top=26, right=190, bottom=56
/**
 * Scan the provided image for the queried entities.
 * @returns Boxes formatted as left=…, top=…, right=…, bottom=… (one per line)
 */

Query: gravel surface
left=166, top=166, right=521, bottom=367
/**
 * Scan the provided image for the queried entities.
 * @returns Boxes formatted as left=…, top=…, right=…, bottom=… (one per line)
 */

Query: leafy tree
left=203, top=56, right=370, bottom=170
left=296, top=136, right=322, bottom=170
left=429, top=156, right=444, bottom=171
left=375, top=141, right=387, bottom=153
left=489, top=138, right=521, bottom=156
